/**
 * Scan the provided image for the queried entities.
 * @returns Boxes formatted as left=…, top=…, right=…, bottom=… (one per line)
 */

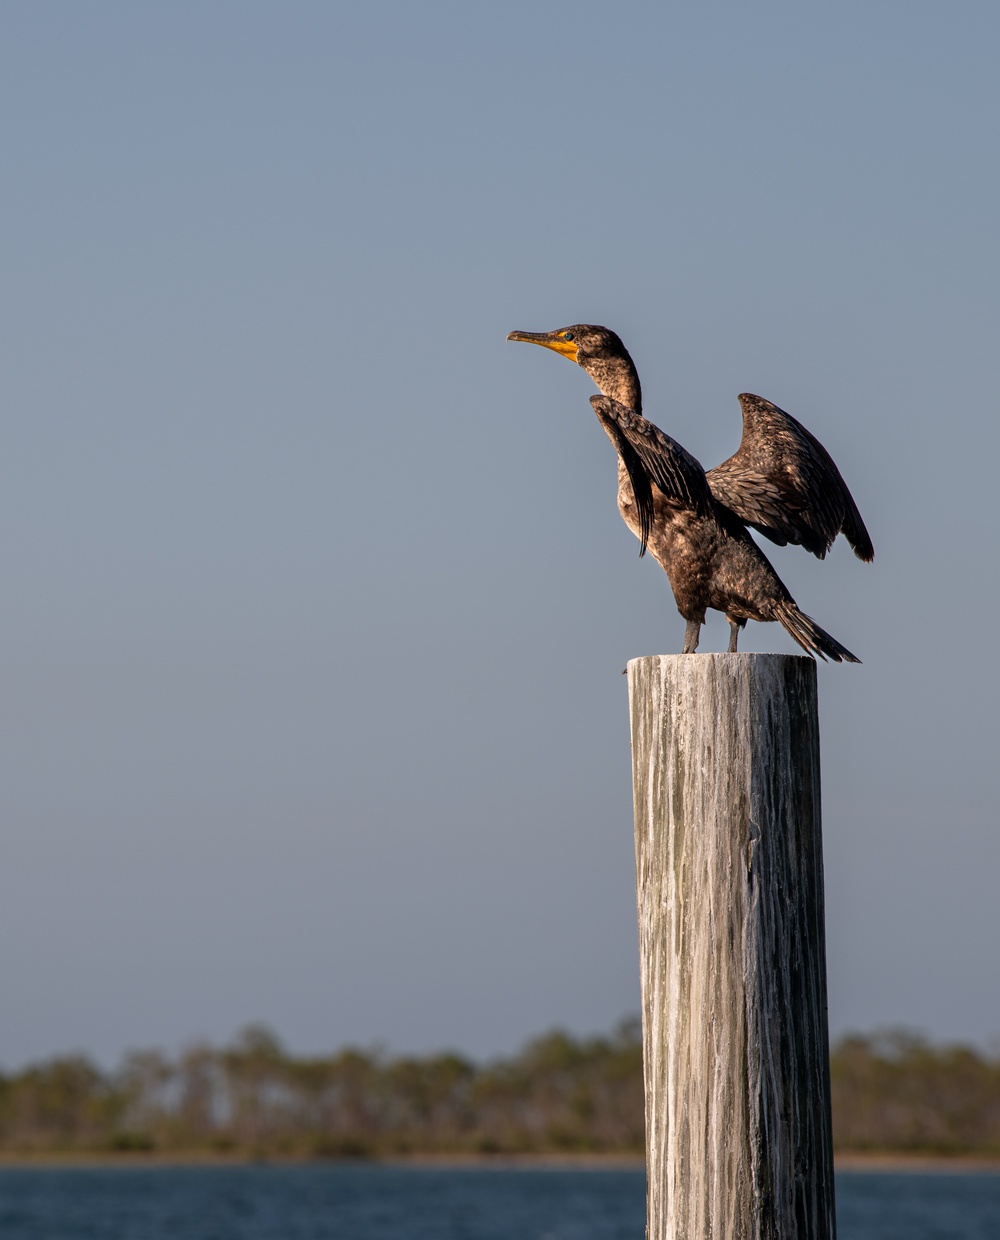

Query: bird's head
left=506, top=323, right=641, bottom=410
left=506, top=323, right=624, bottom=366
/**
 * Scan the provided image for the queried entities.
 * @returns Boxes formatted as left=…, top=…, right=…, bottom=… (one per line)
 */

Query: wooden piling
left=627, top=654, right=836, bottom=1240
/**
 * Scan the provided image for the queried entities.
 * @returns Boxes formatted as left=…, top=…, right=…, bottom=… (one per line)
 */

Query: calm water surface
left=0, top=1165, right=997, bottom=1239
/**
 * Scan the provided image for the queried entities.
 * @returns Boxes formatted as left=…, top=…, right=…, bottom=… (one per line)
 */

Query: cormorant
left=506, top=324, right=871, bottom=661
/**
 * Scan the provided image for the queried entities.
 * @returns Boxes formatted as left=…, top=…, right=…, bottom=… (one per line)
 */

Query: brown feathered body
left=615, top=457, right=787, bottom=624
left=592, top=397, right=860, bottom=661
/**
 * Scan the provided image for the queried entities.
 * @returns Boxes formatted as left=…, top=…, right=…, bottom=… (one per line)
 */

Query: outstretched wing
left=706, top=393, right=874, bottom=561
left=590, top=395, right=714, bottom=557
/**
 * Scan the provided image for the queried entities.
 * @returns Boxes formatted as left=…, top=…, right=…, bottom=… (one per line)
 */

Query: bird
left=506, top=324, right=871, bottom=661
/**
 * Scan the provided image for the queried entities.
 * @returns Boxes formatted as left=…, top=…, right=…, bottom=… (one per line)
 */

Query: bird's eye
left=563, top=332, right=574, bottom=341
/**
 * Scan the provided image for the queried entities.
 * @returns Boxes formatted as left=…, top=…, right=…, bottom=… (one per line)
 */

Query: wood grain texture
left=628, top=654, right=835, bottom=1240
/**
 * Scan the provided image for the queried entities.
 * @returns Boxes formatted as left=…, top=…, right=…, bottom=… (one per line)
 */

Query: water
left=0, top=1165, right=997, bottom=1239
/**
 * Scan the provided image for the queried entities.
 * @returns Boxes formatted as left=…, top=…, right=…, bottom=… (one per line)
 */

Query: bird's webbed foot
left=682, top=620, right=701, bottom=654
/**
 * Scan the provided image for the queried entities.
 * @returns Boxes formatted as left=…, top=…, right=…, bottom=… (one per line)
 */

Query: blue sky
left=1, top=1, right=998, bottom=1066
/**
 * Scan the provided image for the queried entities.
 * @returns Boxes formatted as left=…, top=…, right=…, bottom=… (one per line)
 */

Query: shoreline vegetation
left=1, top=1021, right=999, bottom=1166
left=0, top=1150, right=999, bottom=1172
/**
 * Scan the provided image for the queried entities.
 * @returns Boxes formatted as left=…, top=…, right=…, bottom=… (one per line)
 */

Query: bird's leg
left=727, top=619, right=741, bottom=653
left=682, top=620, right=701, bottom=654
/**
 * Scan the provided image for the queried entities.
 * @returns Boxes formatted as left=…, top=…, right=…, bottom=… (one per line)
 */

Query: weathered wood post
left=627, top=654, right=836, bottom=1240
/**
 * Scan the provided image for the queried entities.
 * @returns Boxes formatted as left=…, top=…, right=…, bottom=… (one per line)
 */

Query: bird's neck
left=585, top=356, right=642, bottom=412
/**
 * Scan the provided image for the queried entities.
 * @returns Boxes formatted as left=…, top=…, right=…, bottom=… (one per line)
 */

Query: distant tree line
left=830, top=1030, right=1000, bottom=1155
left=1, top=1022, right=999, bottom=1158
left=0, top=1021, right=643, bottom=1157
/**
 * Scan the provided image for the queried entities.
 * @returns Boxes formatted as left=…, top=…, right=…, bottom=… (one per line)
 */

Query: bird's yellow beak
left=506, top=329, right=579, bottom=363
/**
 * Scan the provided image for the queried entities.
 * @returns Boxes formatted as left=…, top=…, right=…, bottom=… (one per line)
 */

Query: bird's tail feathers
left=774, top=602, right=861, bottom=663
